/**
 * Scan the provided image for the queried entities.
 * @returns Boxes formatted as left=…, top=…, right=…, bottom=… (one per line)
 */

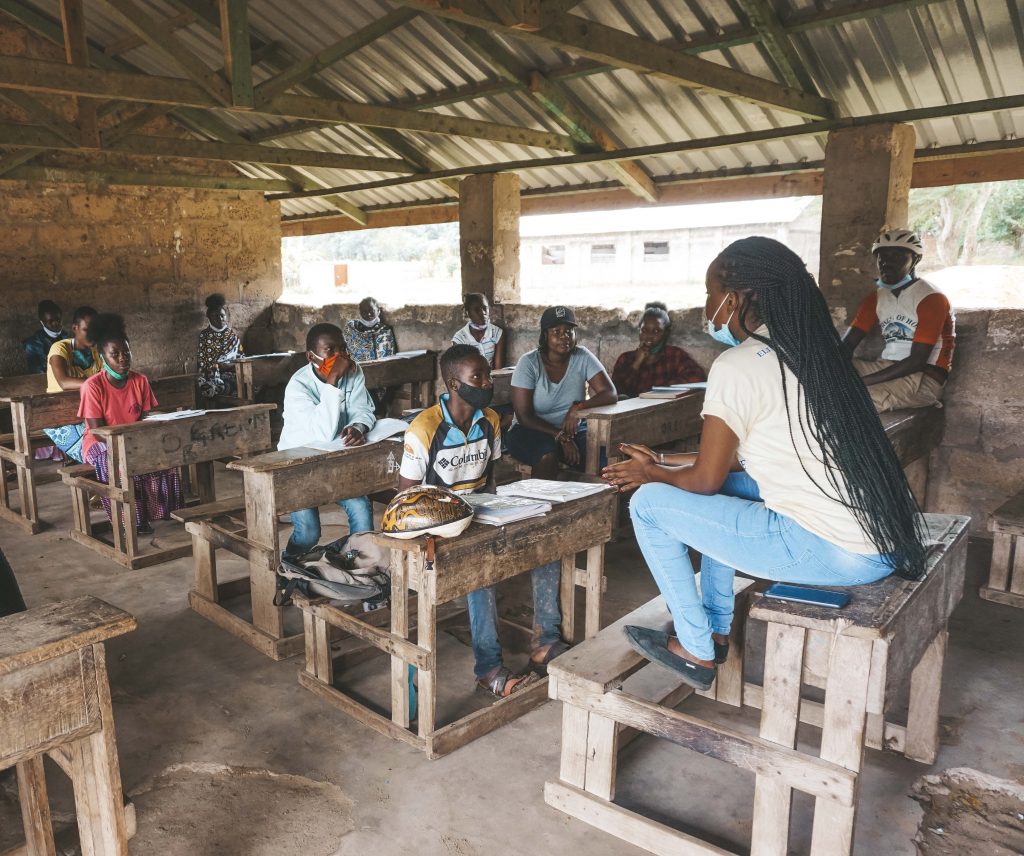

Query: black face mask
left=455, top=381, right=493, bottom=410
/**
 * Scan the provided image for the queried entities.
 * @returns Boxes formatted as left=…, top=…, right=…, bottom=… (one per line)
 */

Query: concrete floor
left=2, top=467, right=1023, bottom=855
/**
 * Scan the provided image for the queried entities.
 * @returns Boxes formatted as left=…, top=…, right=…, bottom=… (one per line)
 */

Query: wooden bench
left=296, top=489, right=617, bottom=758
left=546, top=513, right=969, bottom=856
left=1, top=596, right=137, bottom=856
left=881, top=405, right=945, bottom=505
left=0, top=373, right=198, bottom=534
left=181, top=440, right=403, bottom=660
left=61, top=404, right=273, bottom=569
left=980, top=489, right=1024, bottom=609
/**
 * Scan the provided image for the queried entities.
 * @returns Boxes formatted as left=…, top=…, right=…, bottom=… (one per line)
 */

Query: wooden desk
left=232, top=353, right=303, bottom=401
left=60, top=404, right=273, bottom=570
left=181, top=440, right=403, bottom=659
left=295, top=490, right=616, bottom=758
left=0, top=374, right=197, bottom=535
left=582, top=393, right=705, bottom=474
left=491, top=367, right=514, bottom=406
left=1, top=596, right=136, bottom=856
left=360, top=351, right=438, bottom=407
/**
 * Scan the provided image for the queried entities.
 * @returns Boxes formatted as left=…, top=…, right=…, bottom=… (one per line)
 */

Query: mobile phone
left=763, top=583, right=851, bottom=609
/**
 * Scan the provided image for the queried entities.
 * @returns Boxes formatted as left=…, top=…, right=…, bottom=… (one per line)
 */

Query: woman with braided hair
left=602, top=236, right=926, bottom=691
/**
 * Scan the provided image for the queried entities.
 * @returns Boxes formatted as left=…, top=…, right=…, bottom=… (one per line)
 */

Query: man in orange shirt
left=842, top=229, right=955, bottom=412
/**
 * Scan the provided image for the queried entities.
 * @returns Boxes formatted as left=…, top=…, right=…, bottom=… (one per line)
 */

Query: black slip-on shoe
left=623, top=625, right=717, bottom=692
left=713, top=638, right=729, bottom=665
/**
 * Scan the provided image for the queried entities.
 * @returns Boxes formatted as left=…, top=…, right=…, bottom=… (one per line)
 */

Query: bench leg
left=558, top=703, right=590, bottom=788
left=416, top=561, right=437, bottom=741
left=751, top=623, right=805, bottom=856
left=715, top=585, right=751, bottom=708
left=583, top=713, right=618, bottom=801
left=191, top=531, right=218, bottom=602
left=809, top=634, right=873, bottom=856
left=585, top=544, right=604, bottom=639
left=390, top=550, right=411, bottom=730
left=904, top=628, right=948, bottom=764
left=559, top=554, right=576, bottom=643
left=16, top=755, right=56, bottom=856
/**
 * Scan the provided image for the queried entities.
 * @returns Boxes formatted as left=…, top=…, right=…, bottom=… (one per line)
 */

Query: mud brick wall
left=272, top=301, right=1024, bottom=535
left=0, top=183, right=282, bottom=379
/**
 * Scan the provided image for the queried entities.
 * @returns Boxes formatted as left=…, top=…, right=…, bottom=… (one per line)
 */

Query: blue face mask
left=706, top=297, right=742, bottom=348
left=875, top=274, right=914, bottom=290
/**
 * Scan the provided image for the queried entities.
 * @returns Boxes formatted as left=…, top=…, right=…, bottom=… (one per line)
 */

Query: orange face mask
left=318, top=354, right=339, bottom=377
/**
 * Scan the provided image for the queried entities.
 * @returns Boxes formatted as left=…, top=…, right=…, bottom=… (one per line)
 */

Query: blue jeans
left=629, top=472, right=894, bottom=662
left=285, top=496, right=373, bottom=557
left=468, top=561, right=562, bottom=679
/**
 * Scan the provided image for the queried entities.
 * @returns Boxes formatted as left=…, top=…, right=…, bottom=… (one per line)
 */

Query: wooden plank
left=989, top=489, right=1024, bottom=537
left=1011, top=535, right=1024, bottom=595
left=978, top=587, right=1024, bottom=609
left=187, top=591, right=302, bottom=660
left=416, top=554, right=437, bottom=740
left=557, top=701, right=589, bottom=788
left=0, top=597, right=136, bottom=676
left=903, top=629, right=947, bottom=764
left=582, top=712, right=617, bottom=800
left=183, top=519, right=269, bottom=563
left=558, top=684, right=856, bottom=806
left=808, top=635, right=873, bottom=856
left=545, top=782, right=739, bottom=856
left=584, top=544, right=604, bottom=638
left=15, top=755, right=56, bottom=856
left=218, top=0, right=253, bottom=108
left=59, top=0, right=98, bottom=147
left=171, top=495, right=246, bottom=523
left=750, top=624, right=805, bottom=856
left=390, top=549, right=411, bottom=729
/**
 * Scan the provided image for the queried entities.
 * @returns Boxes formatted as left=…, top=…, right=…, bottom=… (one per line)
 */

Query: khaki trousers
left=853, top=359, right=945, bottom=413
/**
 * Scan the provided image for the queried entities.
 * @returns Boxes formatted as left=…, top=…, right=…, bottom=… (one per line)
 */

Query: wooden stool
left=546, top=514, right=969, bottom=856
left=980, top=489, right=1024, bottom=609
left=1, top=596, right=137, bottom=856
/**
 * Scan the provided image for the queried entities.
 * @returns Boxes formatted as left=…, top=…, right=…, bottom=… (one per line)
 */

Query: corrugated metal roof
left=16, top=0, right=1024, bottom=219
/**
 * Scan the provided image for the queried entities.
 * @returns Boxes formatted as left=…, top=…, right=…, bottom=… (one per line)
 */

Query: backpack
left=274, top=531, right=391, bottom=609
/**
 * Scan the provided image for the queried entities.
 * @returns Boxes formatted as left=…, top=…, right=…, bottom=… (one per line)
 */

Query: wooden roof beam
left=0, top=90, right=81, bottom=146
left=397, top=0, right=836, bottom=119
left=59, top=0, right=99, bottom=146
left=735, top=0, right=818, bottom=94
left=218, top=0, right=254, bottom=108
left=1, top=163, right=294, bottom=191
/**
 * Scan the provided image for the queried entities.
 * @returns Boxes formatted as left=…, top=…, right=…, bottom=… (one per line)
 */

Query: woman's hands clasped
left=602, top=443, right=657, bottom=492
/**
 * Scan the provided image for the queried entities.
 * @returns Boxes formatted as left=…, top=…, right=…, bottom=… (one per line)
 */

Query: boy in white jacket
left=279, top=323, right=377, bottom=557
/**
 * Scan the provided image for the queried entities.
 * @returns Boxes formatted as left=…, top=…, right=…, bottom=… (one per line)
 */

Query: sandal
left=529, top=639, right=572, bottom=677
left=713, top=636, right=730, bottom=665
left=623, top=625, right=717, bottom=692
left=476, top=666, right=539, bottom=699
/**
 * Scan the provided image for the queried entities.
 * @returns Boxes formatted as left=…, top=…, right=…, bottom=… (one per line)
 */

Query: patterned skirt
left=85, top=441, right=185, bottom=526
left=43, top=422, right=87, bottom=463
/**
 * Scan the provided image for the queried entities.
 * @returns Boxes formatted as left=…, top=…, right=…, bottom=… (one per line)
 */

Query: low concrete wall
left=273, top=301, right=1024, bottom=535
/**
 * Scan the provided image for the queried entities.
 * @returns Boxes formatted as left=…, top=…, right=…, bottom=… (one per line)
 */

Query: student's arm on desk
left=282, top=374, right=351, bottom=443
left=341, top=366, right=377, bottom=442
left=49, top=353, right=86, bottom=390
left=603, top=415, right=738, bottom=495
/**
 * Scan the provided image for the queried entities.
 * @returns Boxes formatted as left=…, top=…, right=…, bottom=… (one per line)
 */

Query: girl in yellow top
left=43, top=306, right=100, bottom=462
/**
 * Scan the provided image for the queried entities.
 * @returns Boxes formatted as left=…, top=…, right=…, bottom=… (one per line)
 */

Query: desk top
left=0, top=374, right=46, bottom=402
left=228, top=437, right=401, bottom=474
left=583, top=392, right=703, bottom=421
left=91, top=403, right=274, bottom=439
left=0, top=596, right=137, bottom=676
left=749, top=513, right=969, bottom=637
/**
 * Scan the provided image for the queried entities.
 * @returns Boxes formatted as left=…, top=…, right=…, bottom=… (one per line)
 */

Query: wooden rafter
left=735, top=0, right=817, bottom=93
left=92, top=0, right=232, bottom=105
left=264, top=94, right=1024, bottom=201
left=102, top=11, right=195, bottom=57
left=453, top=24, right=658, bottom=202
left=59, top=0, right=98, bottom=146
left=3, top=163, right=294, bottom=191
left=0, top=54, right=574, bottom=150
left=395, top=0, right=835, bottom=119
left=0, top=90, right=81, bottom=146
left=253, top=8, right=417, bottom=106
left=218, top=0, right=254, bottom=108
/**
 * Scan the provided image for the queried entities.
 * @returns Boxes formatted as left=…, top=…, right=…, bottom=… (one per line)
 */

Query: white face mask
left=41, top=322, right=62, bottom=338
left=209, top=322, right=229, bottom=333
left=357, top=315, right=380, bottom=330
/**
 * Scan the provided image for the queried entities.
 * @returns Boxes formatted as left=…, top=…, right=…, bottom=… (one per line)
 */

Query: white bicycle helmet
left=872, top=229, right=923, bottom=256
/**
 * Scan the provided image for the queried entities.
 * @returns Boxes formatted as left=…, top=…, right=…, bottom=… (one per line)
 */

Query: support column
left=818, top=122, right=915, bottom=322
left=459, top=172, right=521, bottom=303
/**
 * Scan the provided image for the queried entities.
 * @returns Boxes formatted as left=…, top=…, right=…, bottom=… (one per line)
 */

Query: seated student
left=602, top=237, right=925, bottom=692
left=197, top=293, right=243, bottom=399
left=400, top=344, right=566, bottom=696
left=451, top=292, right=506, bottom=369
left=343, top=297, right=399, bottom=416
left=612, top=301, right=706, bottom=397
left=843, top=229, right=955, bottom=413
left=279, top=323, right=376, bottom=558
left=43, top=305, right=99, bottom=462
left=506, top=306, right=616, bottom=479
left=22, top=299, right=68, bottom=374
left=78, top=314, right=184, bottom=536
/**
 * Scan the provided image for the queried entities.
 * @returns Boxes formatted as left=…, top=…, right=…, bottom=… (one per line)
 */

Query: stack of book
left=461, top=493, right=552, bottom=525
left=638, top=382, right=707, bottom=400
left=497, top=479, right=610, bottom=503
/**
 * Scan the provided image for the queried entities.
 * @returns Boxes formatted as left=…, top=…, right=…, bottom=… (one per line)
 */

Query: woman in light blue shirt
left=507, top=306, right=616, bottom=479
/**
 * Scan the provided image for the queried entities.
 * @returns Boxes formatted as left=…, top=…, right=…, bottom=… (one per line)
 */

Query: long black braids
left=716, top=236, right=927, bottom=580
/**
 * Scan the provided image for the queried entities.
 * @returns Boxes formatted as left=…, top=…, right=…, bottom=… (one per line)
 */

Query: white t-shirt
left=701, top=330, right=877, bottom=554
left=451, top=322, right=503, bottom=367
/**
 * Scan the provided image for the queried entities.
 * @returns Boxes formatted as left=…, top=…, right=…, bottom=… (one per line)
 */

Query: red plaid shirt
left=611, top=345, right=706, bottom=398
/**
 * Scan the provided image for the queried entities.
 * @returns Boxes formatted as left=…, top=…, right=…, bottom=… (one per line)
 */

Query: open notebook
left=304, top=418, right=408, bottom=452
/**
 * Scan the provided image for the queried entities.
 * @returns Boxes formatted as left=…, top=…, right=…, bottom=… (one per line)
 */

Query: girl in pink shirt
left=78, top=314, right=184, bottom=535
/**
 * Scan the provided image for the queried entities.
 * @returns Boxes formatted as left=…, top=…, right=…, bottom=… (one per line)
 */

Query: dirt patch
left=129, top=763, right=354, bottom=856
left=912, top=767, right=1024, bottom=855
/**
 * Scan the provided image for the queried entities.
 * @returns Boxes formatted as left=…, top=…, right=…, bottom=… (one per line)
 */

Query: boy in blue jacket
left=279, top=323, right=377, bottom=558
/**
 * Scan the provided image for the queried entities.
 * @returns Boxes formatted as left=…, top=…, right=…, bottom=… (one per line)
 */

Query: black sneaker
left=137, top=522, right=154, bottom=536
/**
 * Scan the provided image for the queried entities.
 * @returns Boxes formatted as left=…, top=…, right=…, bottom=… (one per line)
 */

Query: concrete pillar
left=818, top=122, right=916, bottom=322
left=459, top=172, right=520, bottom=303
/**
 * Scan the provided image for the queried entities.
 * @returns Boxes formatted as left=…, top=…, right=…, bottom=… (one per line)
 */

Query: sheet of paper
left=303, top=419, right=408, bottom=452
left=143, top=409, right=207, bottom=421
